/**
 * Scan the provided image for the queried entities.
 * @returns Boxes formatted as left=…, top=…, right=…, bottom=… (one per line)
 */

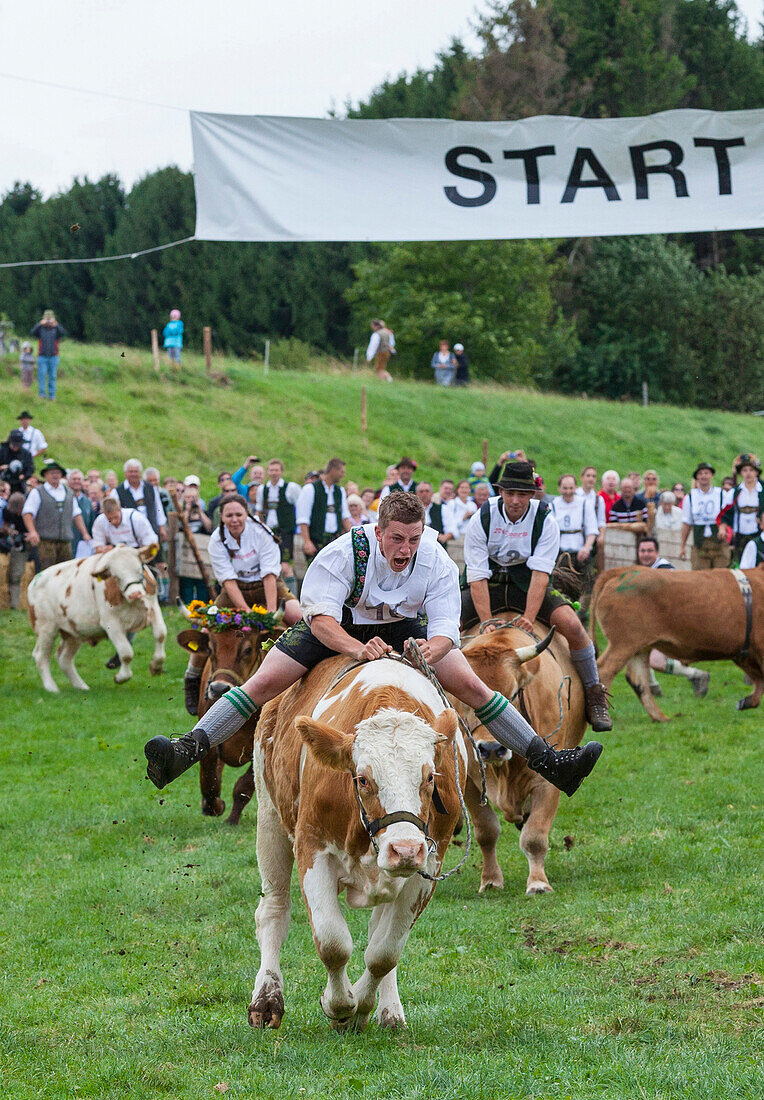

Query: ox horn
left=176, top=596, right=193, bottom=621
left=273, top=606, right=286, bottom=623
left=514, top=626, right=556, bottom=664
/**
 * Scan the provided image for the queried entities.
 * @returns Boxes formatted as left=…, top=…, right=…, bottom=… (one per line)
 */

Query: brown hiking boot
left=584, top=682, right=613, bottom=732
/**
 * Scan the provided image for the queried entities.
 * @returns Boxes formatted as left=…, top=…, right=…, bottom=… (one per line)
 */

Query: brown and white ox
left=27, top=545, right=166, bottom=693
left=176, top=607, right=283, bottom=825
left=250, top=656, right=466, bottom=1032
left=453, top=618, right=586, bottom=896
left=590, top=566, right=764, bottom=720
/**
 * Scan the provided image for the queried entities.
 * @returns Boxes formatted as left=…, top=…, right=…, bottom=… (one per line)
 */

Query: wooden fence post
left=264, top=339, right=270, bottom=375
left=352, top=347, right=358, bottom=371
left=361, top=386, right=367, bottom=434
left=482, top=438, right=488, bottom=468
left=150, top=329, right=160, bottom=372
left=203, top=326, right=212, bottom=374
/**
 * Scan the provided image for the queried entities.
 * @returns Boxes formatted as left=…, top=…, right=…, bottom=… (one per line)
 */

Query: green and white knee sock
left=474, top=692, right=537, bottom=756
left=665, top=658, right=703, bottom=679
left=193, top=686, right=260, bottom=747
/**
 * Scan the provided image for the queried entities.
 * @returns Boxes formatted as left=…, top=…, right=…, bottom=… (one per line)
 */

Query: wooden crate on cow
left=175, top=533, right=212, bottom=580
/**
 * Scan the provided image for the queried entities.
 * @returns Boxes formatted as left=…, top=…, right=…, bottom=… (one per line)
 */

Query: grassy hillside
left=1, top=609, right=762, bottom=1098
left=2, top=341, right=761, bottom=495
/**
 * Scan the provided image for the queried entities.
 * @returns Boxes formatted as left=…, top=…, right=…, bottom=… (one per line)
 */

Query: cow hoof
left=149, top=661, right=164, bottom=676
left=42, top=684, right=60, bottom=694
left=478, top=876, right=504, bottom=893
left=736, top=696, right=758, bottom=711
left=248, top=995, right=283, bottom=1030
left=114, top=671, right=133, bottom=684
left=202, top=798, right=225, bottom=817
left=376, top=1008, right=406, bottom=1031
left=526, top=881, right=553, bottom=895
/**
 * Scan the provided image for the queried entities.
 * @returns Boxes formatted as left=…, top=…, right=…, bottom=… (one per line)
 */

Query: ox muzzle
left=353, top=779, right=450, bottom=876
left=477, top=740, right=513, bottom=764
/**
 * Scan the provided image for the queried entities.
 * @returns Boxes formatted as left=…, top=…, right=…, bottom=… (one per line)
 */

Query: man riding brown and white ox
left=454, top=618, right=587, bottom=896
left=590, top=564, right=764, bottom=720
left=146, top=492, right=603, bottom=803
left=27, top=544, right=166, bottom=692
left=249, top=654, right=466, bottom=1031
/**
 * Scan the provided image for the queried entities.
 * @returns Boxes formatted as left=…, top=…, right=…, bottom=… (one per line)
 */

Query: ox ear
left=139, top=543, right=159, bottom=562
left=433, top=709, right=458, bottom=744
left=91, top=553, right=111, bottom=577
left=295, top=716, right=355, bottom=772
left=176, top=629, right=210, bottom=654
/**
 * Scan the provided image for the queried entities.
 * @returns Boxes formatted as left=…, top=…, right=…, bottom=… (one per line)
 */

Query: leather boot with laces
left=525, top=736, right=603, bottom=797
left=145, top=730, right=210, bottom=790
left=584, top=681, right=613, bottom=732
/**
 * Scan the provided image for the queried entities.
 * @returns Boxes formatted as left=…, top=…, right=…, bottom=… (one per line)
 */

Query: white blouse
left=208, top=517, right=281, bottom=583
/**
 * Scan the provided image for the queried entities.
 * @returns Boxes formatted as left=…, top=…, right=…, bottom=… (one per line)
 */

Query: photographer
left=180, top=478, right=211, bottom=534
left=0, top=491, right=30, bottom=608
left=0, top=430, right=34, bottom=494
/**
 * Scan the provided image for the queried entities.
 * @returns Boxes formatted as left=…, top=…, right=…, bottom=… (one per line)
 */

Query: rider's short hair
left=378, top=492, right=425, bottom=529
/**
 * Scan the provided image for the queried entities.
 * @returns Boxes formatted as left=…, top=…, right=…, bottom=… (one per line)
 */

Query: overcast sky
left=1, top=0, right=762, bottom=200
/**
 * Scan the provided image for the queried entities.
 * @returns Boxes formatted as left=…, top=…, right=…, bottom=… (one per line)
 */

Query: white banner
left=191, top=109, right=764, bottom=242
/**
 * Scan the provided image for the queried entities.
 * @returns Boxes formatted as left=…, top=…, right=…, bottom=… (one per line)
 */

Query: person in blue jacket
left=163, top=309, right=184, bottom=364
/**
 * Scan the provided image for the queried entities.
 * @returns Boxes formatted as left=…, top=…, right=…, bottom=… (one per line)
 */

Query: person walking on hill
left=431, top=340, right=457, bottom=386
left=163, top=309, right=184, bottom=365
left=365, top=319, right=395, bottom=382
left=31, top=310, right=66, bottom=401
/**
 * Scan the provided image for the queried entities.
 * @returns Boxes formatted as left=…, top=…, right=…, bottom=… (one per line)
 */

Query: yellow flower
left=250, top=605, right=268, bottom=615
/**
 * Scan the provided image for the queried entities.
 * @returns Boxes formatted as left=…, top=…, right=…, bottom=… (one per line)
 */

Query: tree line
left=1, top=0, right=762, bottom=409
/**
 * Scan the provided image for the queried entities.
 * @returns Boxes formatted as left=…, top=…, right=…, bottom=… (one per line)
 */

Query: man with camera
left=0, top=429, right=34, bottom=495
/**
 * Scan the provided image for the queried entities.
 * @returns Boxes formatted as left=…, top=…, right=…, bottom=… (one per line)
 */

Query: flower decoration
left=186, top=600, right=280, bottom=634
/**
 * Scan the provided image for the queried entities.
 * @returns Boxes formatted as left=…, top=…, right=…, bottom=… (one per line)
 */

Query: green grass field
left=2, top=341, right=760, bottom=497
left=1, top=608, right=762, bottom=1100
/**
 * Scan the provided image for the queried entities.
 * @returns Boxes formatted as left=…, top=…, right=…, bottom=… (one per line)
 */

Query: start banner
left=191, top=109, right=764, bottom=242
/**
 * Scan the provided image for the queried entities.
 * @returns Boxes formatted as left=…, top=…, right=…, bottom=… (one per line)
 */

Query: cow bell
left=514, top=626, right=556, bottom=664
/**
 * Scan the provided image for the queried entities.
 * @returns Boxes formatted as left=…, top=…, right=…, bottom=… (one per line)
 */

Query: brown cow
left=590, top=565, right=764, bottom=721
left=176, top=624, right=272, bottom=824
left=250, top=655, right=466, bottom=1032
left=453, top=617, right=586, bottom=895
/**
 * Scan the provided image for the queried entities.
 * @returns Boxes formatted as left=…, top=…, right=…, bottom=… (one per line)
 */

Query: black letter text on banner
left=561, top=147, right=621, bottom=203
left=503, top=146, right=556, bottom=204
left=444, top=147, right=497, bottom=207
left=630, top=141, right=689, bottom=200
left=693, top=137, right=745, bottom=195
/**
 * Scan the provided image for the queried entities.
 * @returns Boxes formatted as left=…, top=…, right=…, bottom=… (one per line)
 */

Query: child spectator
left=163, top=309, right=184, bottom=364
left=19, top=343, right=35, bottom=391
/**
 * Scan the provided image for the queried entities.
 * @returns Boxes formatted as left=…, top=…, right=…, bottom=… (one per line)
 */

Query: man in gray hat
left=22, top=459, right=92, bottom=571
left=462, top=461, right=612, bottom=732
left=679, top=462, right=733, bottom=569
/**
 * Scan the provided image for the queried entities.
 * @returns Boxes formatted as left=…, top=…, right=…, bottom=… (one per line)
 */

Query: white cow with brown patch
left=27, top=545, right=166, bottom=692
left=250, top=656, right=467, bottom=1033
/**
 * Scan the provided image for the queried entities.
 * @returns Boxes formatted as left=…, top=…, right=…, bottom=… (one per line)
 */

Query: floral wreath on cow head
left=185, top=599, right=281, bottom=635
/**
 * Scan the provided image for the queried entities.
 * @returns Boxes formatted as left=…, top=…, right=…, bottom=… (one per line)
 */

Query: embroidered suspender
left=347, top=527, right=370, bottom=608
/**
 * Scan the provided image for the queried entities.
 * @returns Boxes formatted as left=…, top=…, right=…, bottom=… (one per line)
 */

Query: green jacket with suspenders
left=270, top=482, right=296, bottom=535
left=427, top=502, right=444, bottom=535
left=308, top=480, right=343, bottom=547
left=460, top=499, right=551, bottom=590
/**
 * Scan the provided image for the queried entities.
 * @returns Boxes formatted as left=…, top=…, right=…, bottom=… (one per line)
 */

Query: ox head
left=176, top=624, right=270, bottom=704
left=296, top=707, right=458, bottom=877
left=92, top=544, right=158, bottom=604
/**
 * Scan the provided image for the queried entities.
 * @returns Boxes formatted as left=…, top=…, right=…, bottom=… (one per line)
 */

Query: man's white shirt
left=551, top=494, right=598, bottom=551
left=300, top=524, right=460, bottom=646
left=255, top=478, right=300, bottom=529
left=20, top=425, right=47, bottom=456
left=22, top=482, right=82, bottom=519
left=464, top=496, right=560, bottom=583
left=730, top=484, right=763, bottom=536
left=108, top=480, right=167, bottom=528
left=740, top=536, right=763, bottom=570
left=682, top=486, right=733, bottom=537
left=92, top=507, right=155, bottom=548
left=379, top=479, right=416, bottom=502
left=575, top=485, right=606, bottom=529
left=208, top=518, right=281, bottom=584
left=365, top=330, right=396, bottom=360
left=295, top=481, right=351, bottom=534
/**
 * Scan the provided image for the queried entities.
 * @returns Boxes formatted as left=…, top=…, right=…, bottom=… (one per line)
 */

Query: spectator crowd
left=2, top=404, right=762, bottom=612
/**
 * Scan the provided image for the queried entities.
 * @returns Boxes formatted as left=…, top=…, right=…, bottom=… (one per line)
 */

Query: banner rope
left=0, top=237, right=196, bottom=270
